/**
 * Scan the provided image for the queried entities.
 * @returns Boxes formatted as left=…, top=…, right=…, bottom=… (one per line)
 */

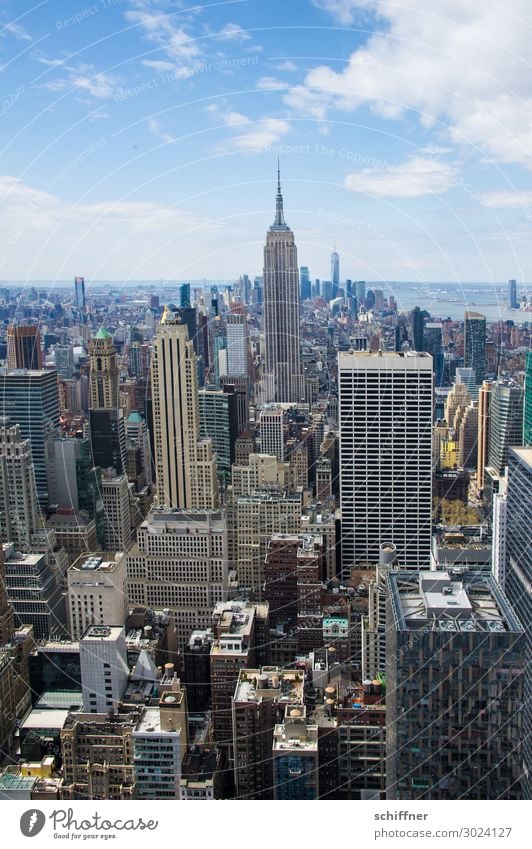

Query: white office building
left=339, top=351, right=433, bottom=570
left=80, top=624, right=129, bottom=714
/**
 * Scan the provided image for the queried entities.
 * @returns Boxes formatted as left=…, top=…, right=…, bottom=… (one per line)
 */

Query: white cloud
left=216, top=23, right=251, bottom=42
left=481, top=190, right=532, bottom=209
left=287, top=1, right=532, bottom=169
left=311, top=1, right=373, bottom=25
left=0, top=175, right=221, bottom=278
left=148, top=117, right=176, bottom=144
left=40, top=65, right=119, bottom=99
left=208, top=105, right=291, bottom=151
left=2, top=21, right=32, bottom=41
left=257, top=76, right=286, bottom=90
left=345, top=155, right=456, bottom=197
left=125, top=3, right=201, bottom=77
left=142, top=59, right=176, bottom=72
left=275, top=60, right=298, bottom=72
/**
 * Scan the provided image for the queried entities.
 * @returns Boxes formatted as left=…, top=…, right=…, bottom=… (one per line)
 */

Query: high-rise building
left=464, top=311, right=486, bottom=383
left=488, top=381, right=524, bottom=475
left=133, top=683, right=186, bottom=799
left=89, top=328, right=119, bottom=410
left=3, top=543, right=66, bottom=639
left=125, top=411, right=152, bottom=487
left=232, top=667, right=305, bottom=800
left=0, top=421, right=40, bottom=548
left=236, top=491, right=302, bottom=593
left=477, top=380, right=492, bottom=491
left=225, top=308, right=249, bottom=378
left=6, top=325, right=42, bottom=370
left=79, top=624, right=129, bottom=714
left=508, top=278, right=518, bottom=309
left=0, top=368, right=60, bottom=507
left=424, top=322, right=444, bottom=387
left=300, top=266, right=311, bottom=301
left=209, top=600, right=269, bottom=752
left=458, top=401, right=478, bottom=468
left=150, top=308, right=218, bottom=510
left=273, top=709, right=319, bottom=799
left=386, top=570, right=525, bottom=799
left=126, top=509, right=229, bottom=651
left=331, top=247, right=340, bottom=300
left=263, top=166, right=304, bottom=403
left=74, top=276, right=86, bottom=322
left=409, top=307, right=424, bottom=352
left=339, top=351, right=433, bottom=570
left=503, top=446, right=531, bottom=800
left=54, top=345, right=75, bottom=378
left=524, top=350, right=532, bottom=445
left=67, top=553, right=127, bottom=640
left=198, top=387, right=239, bottom=485
left=89, top=408, right=127, bottom=476
left=100, top=470, right=132, bottom=552
left=259, top=406, right=284, bottom=460
left=0, top=547, right=15, bottom=646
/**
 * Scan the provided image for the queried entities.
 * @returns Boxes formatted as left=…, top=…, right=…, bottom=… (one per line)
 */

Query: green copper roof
left=94, top=327, right=112, bottom=339
left=127, top=411, right=143, bottom=422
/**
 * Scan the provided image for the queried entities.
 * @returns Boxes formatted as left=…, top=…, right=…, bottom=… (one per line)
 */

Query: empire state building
left=263, top=166, right=304, bottom=403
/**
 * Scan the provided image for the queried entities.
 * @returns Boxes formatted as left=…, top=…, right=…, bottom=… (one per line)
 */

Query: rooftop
left=388, top=570, right=524, bottom=633
left=234, top=667, right=304, bottom=705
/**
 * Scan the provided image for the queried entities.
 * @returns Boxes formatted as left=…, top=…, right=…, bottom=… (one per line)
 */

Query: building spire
left=274, top=157, right=286, bottom=227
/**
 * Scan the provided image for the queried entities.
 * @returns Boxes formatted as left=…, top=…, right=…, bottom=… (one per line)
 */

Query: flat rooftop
left=388, top=570, right=524, bottom=633
left=509, top=446, right=532, bottom=469
left=81, top=624, right=124, bottom=641
left=234, top=667, right=304, bottom=705
left=21, top=709, right=70, bottom=730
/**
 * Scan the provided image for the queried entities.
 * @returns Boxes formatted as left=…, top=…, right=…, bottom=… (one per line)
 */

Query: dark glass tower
left=464, top=311, right=486, bottom=383
left=503, top=447, right=531, bottom=800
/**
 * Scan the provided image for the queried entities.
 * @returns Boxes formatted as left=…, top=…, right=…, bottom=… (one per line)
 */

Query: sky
left=1, top=0, right=532, bottom=284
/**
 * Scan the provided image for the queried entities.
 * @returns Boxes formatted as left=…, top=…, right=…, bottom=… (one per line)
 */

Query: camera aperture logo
left=20, top=809, right=46, bottom=837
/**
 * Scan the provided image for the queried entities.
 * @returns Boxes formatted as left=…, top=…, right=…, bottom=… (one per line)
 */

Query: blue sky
left=1, top=0, right=532, bottom=284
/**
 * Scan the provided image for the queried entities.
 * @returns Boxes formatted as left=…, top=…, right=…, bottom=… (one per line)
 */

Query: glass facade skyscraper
left=0, top=368, right=60, bottom=507
left=464, top=311, right=486, bottom=383
left=503, top=446, right=532, bottom=800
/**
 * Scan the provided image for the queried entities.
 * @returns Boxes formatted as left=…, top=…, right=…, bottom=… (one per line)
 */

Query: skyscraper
left=386, top=570, right=524, bottom=799
left=263, top=166, right=304, bottom=403
left=0, top=367, right=60, bottom=507
left=339, top=351, right=433, bottom=570
left=477, top=380, right=492, bottom=491
left=331, top=246, right=340, bottom=300
left=524, top=349, right=532, bottom=445
left=88, top=327, right=127, bottom=476
left=6, top=325, right=42, bottom=370
left=464, top=311, right=486, bottom=383
left=74, top=276, right=86, bottom=322
left=488, top=381, right=524, bottom=475
left=503, top=446, right=531, bottom=800
left=410, top=306, right=425, bottom=352
left=0, top=421, right=40, bottom=548
left=225, top=306, right=248, bottom=378
left=126, top=509, right=229, bottom=651
left=300, top=266, right=311, bottom=301
left=151, top=307, right=218, bottom=510
left=79, top=625, right=129, bottom=714
left=424, top=322, right=444, bottom=387
left=89, top=328, right=119, bottom=410
left=508, top=278, right=518, bottom=309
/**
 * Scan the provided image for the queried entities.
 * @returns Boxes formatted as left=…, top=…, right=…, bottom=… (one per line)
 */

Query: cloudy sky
left=1, top=0, right=532, bottom=283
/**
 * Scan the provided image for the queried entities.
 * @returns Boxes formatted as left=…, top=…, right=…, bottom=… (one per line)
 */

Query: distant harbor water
left=2, top=279, right=531, bottom=324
